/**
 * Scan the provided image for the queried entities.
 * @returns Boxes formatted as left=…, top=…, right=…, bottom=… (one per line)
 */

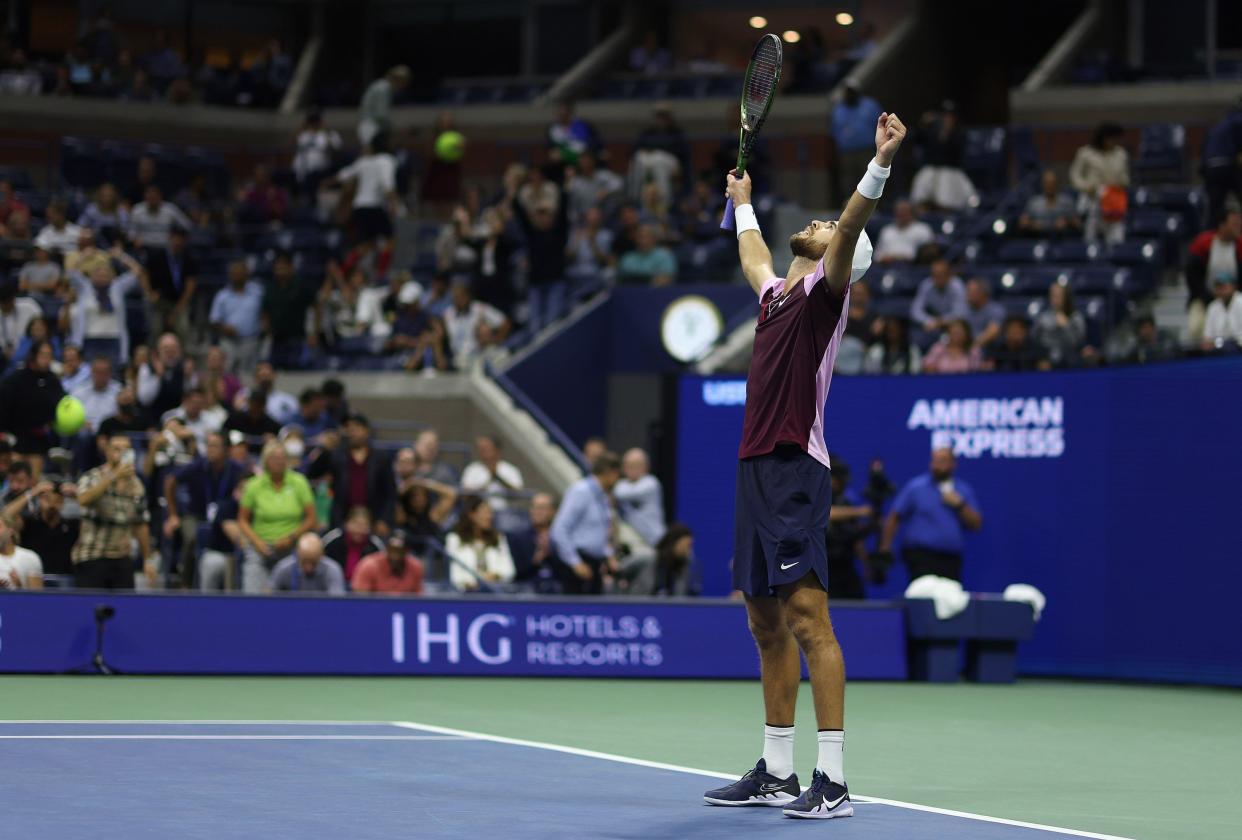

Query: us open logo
left=907, top=397, right=1066, bottom=459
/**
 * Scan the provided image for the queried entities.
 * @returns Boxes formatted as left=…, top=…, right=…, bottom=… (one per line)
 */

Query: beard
left=789, top=230, right=827, bottom=261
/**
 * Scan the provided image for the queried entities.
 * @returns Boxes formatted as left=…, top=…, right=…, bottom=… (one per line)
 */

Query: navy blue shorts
left=733, top=445, right=832, bottom=596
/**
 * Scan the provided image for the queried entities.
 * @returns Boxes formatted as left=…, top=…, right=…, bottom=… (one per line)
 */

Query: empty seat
left=995, top=239, right=1049, bottom=263
left=1047, top=240, right=1101, bottom=263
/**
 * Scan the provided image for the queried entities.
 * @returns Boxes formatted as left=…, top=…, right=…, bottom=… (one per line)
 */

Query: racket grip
left=720, top=198, right=736, bottom=231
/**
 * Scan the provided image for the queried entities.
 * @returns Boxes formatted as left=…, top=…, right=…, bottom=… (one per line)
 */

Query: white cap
left=398, top=281, right=424, bottom=305
left=849, top=229, right=873, bottom=285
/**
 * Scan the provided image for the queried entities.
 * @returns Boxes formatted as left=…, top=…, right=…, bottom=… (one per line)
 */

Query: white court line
left=0, top=720, right=400, bottom=726
left=0, top=734, right=461, bottom=741
left=390, top=720, right=1135, bottom=840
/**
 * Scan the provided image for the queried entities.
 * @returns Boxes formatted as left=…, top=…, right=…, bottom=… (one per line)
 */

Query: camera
left=94, top=605, right=115, bottom=622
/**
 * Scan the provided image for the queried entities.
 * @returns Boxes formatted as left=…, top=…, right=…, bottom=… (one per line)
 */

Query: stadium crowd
left=0, top=359, right=700, bottom=597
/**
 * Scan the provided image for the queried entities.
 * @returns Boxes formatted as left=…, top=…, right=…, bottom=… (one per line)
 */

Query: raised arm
left=723, top=171, right=773, bottom=295
left=823, top=113, right=907, bottom=296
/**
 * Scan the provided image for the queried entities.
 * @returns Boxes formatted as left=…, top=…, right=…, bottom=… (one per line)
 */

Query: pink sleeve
left=759, top=276, right=783, bottom=298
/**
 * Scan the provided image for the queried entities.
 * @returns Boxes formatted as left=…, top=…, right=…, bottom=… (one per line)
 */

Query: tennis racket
left=721, top=33, right=783, bottom=230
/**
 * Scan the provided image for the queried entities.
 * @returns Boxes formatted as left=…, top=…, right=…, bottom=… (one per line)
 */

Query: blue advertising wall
left=0, top=593, right=906, bottom=679
left=676, top=359, right=1242, bottom=686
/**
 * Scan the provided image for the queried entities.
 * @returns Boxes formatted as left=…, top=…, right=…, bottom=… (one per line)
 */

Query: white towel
left=904, top=574, right=970, bottom=620
left=1003, top=584, right=1047, bottom=621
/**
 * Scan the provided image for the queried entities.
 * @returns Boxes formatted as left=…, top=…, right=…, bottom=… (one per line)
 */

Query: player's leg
left=779, top=574, right=853, bottom=819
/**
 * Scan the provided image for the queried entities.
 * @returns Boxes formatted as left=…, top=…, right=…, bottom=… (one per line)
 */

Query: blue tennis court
left=0, top=721, right=1129, bottom=839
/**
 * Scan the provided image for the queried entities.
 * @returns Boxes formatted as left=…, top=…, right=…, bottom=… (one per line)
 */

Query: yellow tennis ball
left=53, top=395, right=86, bottom=436
left=435, top=130, right=466, bottom=162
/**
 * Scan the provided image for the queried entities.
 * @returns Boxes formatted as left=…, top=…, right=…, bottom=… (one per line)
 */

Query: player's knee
left=747, top=614, right=788, bottom=650
left=785, top=605, right=834, bottom=649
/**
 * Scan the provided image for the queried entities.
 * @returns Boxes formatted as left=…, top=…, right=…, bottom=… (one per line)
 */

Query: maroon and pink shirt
left=737, top=257, right=850, bottom=469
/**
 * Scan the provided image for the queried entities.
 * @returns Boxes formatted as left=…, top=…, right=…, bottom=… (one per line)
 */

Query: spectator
left=144, top=29, right=186, bottom=91
left=201, top=345, right=241, bottom=406
left=461, top=435, right=524, bottom=510
left=679, top=174, right=725, bottom=244
left=1107, top=315, right=1180, bottom=365
left=394, top=477, right=457, bottom=541
left=16, top=480, right=78, bottom=577
left=1201, top=100, right=1242, bottom=227
left=319, top=268, right=385, bottom=354
left=617, top=224, right=676, bottom=286
left=443, top=281, right=509, bottom=368
left=261, top=251, right=320, bottom=366
left=2, top=461, right=34, bottom=507
left=65, top=249, right=143, bottom=362
left=209, top=260, right=264, bottom=372
left=874, top=199, right=934, bottom=264
left=823, top=457, right=869, bottom=600
left=322, top=505, right=386, bottom=581
left=225, top=389, right=282, bottom=444
left=863, top=317, right=922, bottom=375
left=1185, top=210, right=1242, bottom=343
left=292, top=110, right=342, bottom=197
left=237, top=164, right=288, bottom=225
left=612, top=203, right=643, bottom=259
left=386, top=282, right=448, bottom=373
left=566, top=206, right=615, bottom=283
left=413, top=429, right=458, bottom=485
left=613, top=448, right=665, bottom=547
left=1203, top=273, right=1242, bottom=349
left=64, top=228, right=112, bottom=279
left=506, top=167, right=570, bottom=333
left=73, top=434, right=155, bottom=589
left=463, top=207, right=518, bottom=317
left=629, top=31, right=672, bottom=74
left=922, top=319, right=982, bottom=374
left=0, top=50, right=41, bottom=96
left=290, top=388, right=331, bottom=439
left=11, top=316, right=62, bottom=367
left=162, top=430, right=243, bottom=588
left=831, top=84, right=884, bottom=205
left=71, top=355, right=121, bottom=433
left=634, top=102, right=690, bottom=184
left=137, top=333, right=187, bottom=425
left=910, top=258, right=968, bottom=344
left=141, top=225, right=197, bottom=341
left=0, top=282, right=41, bottom=359
left=650, top=522, right=698, bottom=597
left=161, top=386, right=224, bottom=452
left=240, top=362, right=299, bottom=426
left=565, top=150, right=623, bottom=223
left=878, top=447, right=983, bottom=583
left=332, top=140, right=400, bottom=246
left=125, top=156, right=160, bottom=207
left=128, top=186, right=192, bottom=251
left=357, top=65, right=410, bottom=146
left=838, top=279, right=882, bottom=373
left=964, top=277, right=1005, bottom=349
left=123, top=67, right=156, bottom=103
left=546, top=101, right=600, bottom=167
left=320, top=378, right=349, bottom=426
left=238, top=440, right=316, bottom=593
left=984, top=316, right=1051, bottom=372
left=1069, top=122, right=1129, bottom=245
left=582, top=437, right=608, bottom=466
left=268, top=532, right=345, bottom=594
left=330, top=414, right=393, bottom=530
left=33, top=201, right=81, bottom=257
left=77, top=183, right=129, bottom=246
left=1033, top=282, right=1091, bottom=368
left=446, top=495, right=515, bottom=591
left=550, top=451, right=621, bottom=595
left=96, top=386, right=145, bottom=450
left=19, top=245, right=64, bottom=300
left=0, top=517, right=41, bottom=590
left=1018, top=169, right=1081, bottom=237
left=59, top=344, right=88, bottom=392
left=0, top=180, right=31, bottom=236
left=508, top=491, right=561, bottom=586
left=0, top=340, right=63, bottom=476
left=351, top=530, right=425, bottom=595
left=911, top=102, right=977, bottom=211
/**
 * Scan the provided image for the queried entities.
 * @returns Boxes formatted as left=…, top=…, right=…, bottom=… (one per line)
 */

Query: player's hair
left=591, top=451, right=621, bottom=476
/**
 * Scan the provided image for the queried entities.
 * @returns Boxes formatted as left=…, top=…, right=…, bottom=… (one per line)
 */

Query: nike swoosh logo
left=758, top=783, right=786, bottom=792
left=780, top=562, right=799, bottom=570
left=824, top=793, right=848, bottom=809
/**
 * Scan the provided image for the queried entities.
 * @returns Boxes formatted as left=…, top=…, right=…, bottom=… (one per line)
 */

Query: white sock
left=817, top=730, right=845, bottom=783
left=762, top=724, right=795, bottom=779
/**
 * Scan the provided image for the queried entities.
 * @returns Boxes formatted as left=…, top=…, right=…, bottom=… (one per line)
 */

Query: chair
left=962, top=127, right=1008, bottom=192
left=1134, top=124, right=1186, bottom=182
left=1071, top=266, right=1130, bottom=296
left=995, top=239, right=1048, bottom=263
left=1047, top=241, right=1101, bottom=264
left=872, top=266, right=924, bottom=298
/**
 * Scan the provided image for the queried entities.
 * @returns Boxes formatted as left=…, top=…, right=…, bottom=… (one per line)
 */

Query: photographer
left=824, top=456, right=873, bottom=600
left=72, top=434, right=157, bottom=589
left=3, top=476, right=79, bottom=577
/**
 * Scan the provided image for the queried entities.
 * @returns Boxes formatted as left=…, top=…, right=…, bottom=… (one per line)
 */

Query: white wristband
left=856, top=158, right=891, bottom=200
left=734, top=203, right=760, bottom=238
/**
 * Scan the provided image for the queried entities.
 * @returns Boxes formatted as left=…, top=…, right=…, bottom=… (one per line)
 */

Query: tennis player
left=703, top=112, right=906, bottom=819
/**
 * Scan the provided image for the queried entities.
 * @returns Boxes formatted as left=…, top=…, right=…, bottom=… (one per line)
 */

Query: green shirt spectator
left=241, top=468, right=314, bottom=544
left=617, top=224, right=677, bottom=286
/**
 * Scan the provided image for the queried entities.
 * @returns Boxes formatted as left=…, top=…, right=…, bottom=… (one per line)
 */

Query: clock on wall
left=660, top=295, right=724, bottom=363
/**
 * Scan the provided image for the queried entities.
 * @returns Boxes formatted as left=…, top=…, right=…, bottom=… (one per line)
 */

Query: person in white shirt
left=612, top=447, right=666, bottom=547
left=65, top=251, right=144, bottom=362
left=292, top=110, right=342, bottom=195
left=445, top=495, right=515, bottom=591
left=874, top=199, right=934, bottom=264
left=0, top=284, right=41, bottom=359
left=443, top=281, right=509, bottom=368
left=34, top=201, right=82, bottom=256
left=128, top=186, right=192, bottom=250
left=161, top=386, right=225, bottom=452
left=1202, top=274, right=1242, bottom=348
left=71, top=356, right=122, bottom=432
left=59, top=344, right=90, bottom=392
left=460, top=435, right=524, bottom=510
left=235, top=362, right=299, bottom=426
left=0, top=517, right=42, bottom=590
left=326, top=142, right=398, bottom=243
left=1069, top=123, right=1130, bottom=245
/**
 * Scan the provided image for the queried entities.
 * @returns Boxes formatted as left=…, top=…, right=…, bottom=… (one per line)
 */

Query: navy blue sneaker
left=703, top=759, right=799, bottom=807
left=782, top=769, right=853, bottom=819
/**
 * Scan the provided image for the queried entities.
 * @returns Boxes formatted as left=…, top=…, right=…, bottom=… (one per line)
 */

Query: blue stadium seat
left=872, top=298, right=913, bottom=318
left=60, top=137, right=105, bottom=189
left=1008, top=127, right=1040, bottom=178
left=1106, top=240, right=1162, bottom=291
left=1134, top=123, right=1186, bottom=181
left=1127, top=209, right=1184, bottom=241
left=1047, top=241, right=1101, bottom=263
left=995, top=239, right=1049, bottom=263
left=0, top=166, right=34, bottom=192
left=1001, top=296, right=1046, bottom=321
left=1071, top=266, right=1130, bottom=296
left=1015, top=266, right=1071, bottom=295
left=872, top=266, right=924, bottom=298
left=962, top=127, right=1007, bottom=192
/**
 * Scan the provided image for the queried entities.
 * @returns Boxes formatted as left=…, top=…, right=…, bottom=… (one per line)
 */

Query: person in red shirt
left=1186, top=209, right=1242, bottom=339
left=322, top=506, right=385, bottom=581
left=351, top=530, right=425, bottom=594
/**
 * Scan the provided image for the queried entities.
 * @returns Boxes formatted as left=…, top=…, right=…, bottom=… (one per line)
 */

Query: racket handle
left=720, top=197, right=736, bottom=231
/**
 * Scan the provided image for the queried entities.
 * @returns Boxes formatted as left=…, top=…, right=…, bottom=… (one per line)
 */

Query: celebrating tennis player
left=703, top=112, right=906, bottom=820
